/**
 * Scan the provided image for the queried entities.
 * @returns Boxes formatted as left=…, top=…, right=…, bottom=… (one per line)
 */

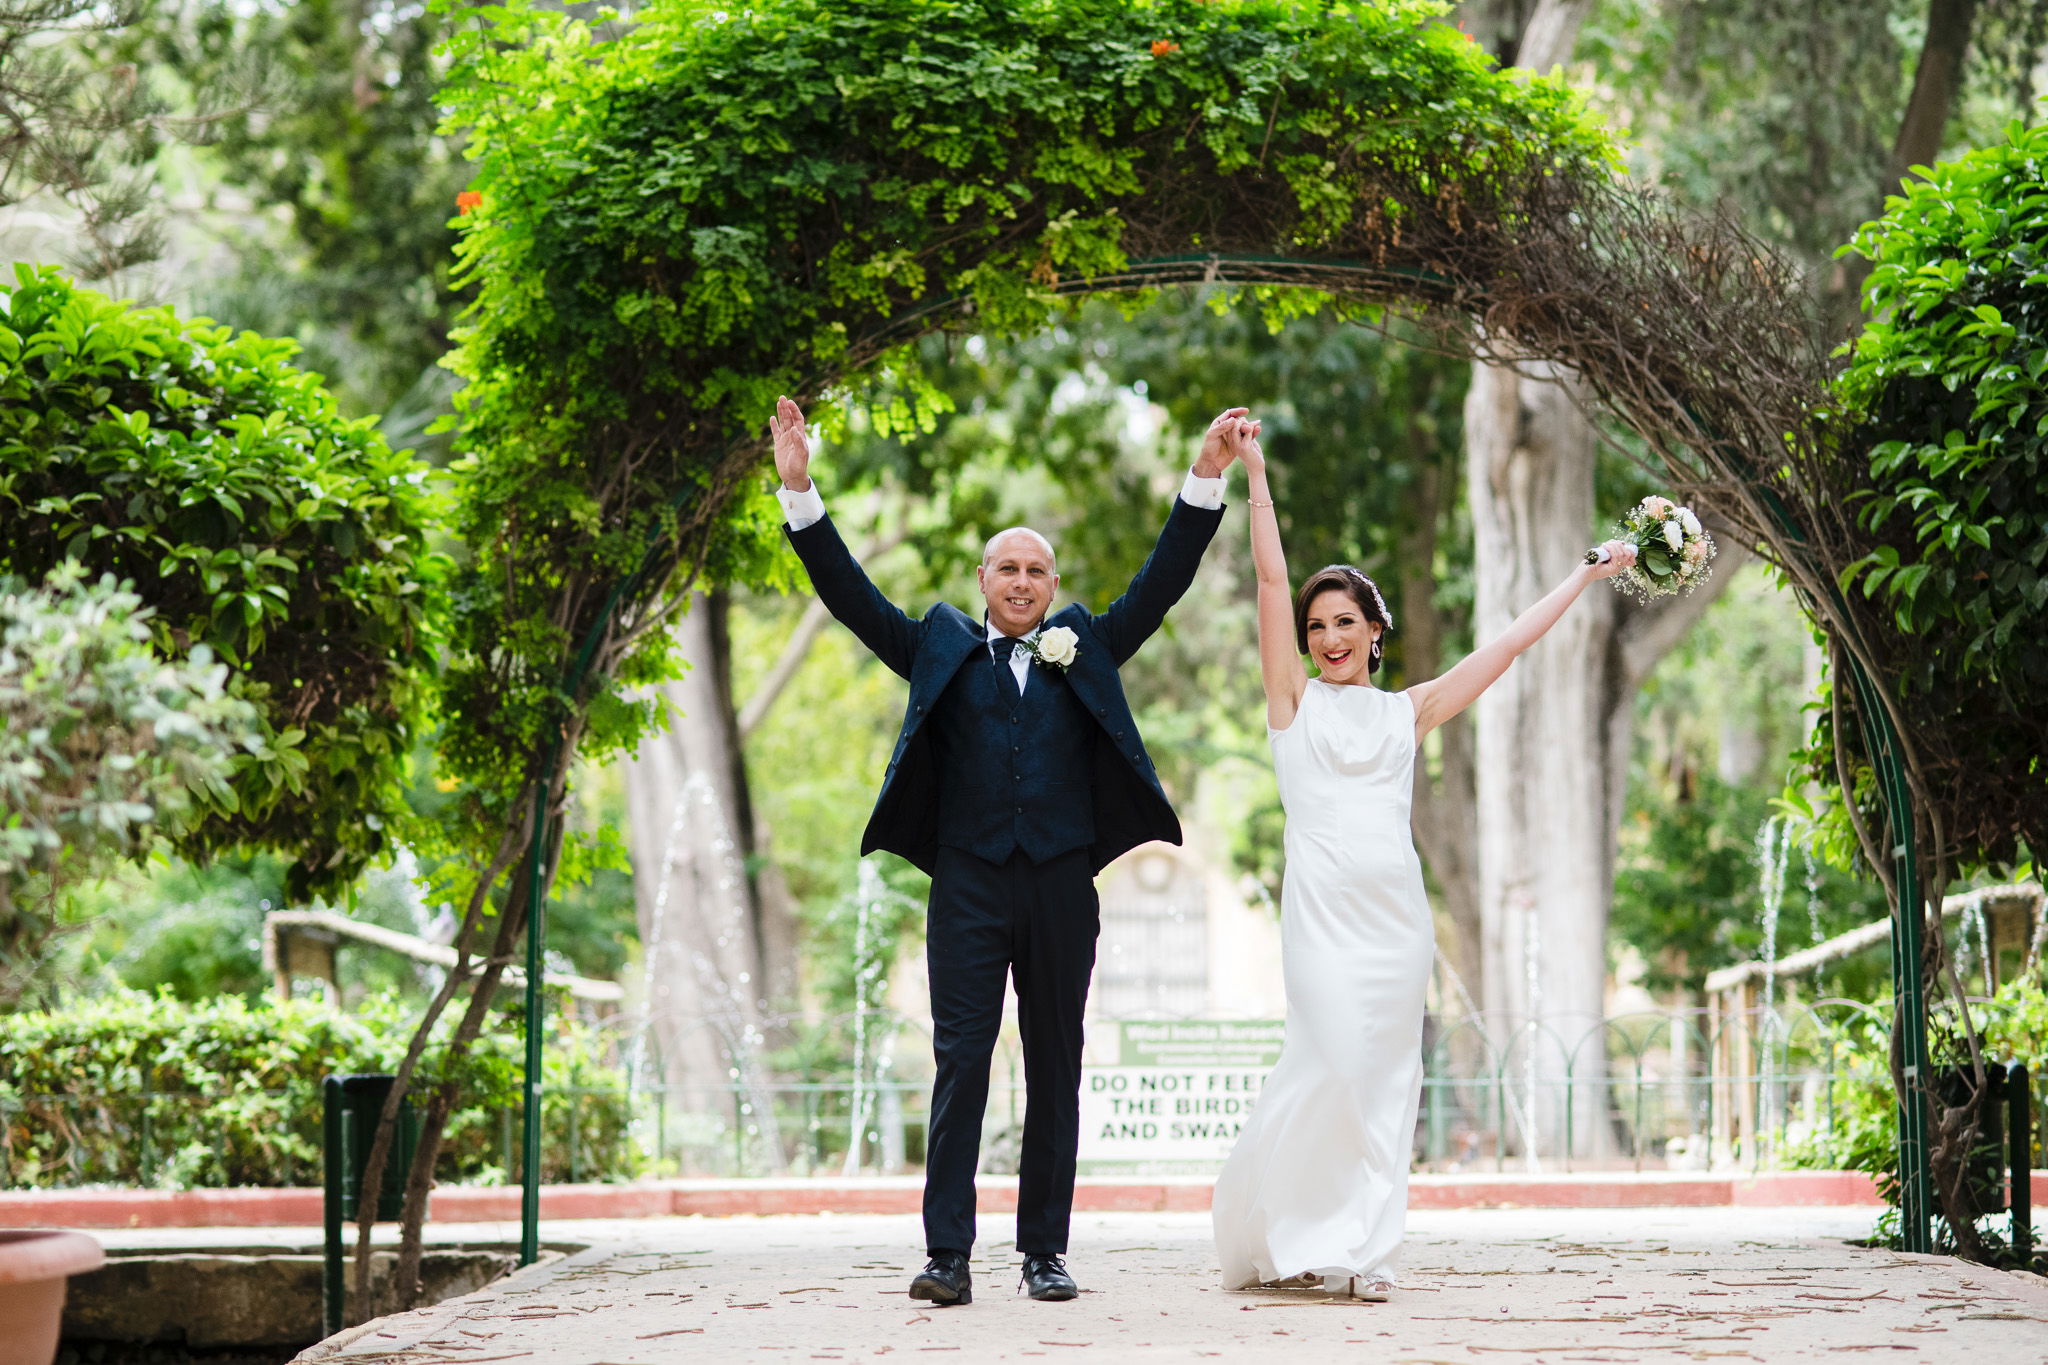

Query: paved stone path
left=295, top=1208, right=2048, bottom=1364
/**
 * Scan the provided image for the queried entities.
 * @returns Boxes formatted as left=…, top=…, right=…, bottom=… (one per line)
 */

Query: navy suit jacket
left=786, top=497, right=1225, bottom=874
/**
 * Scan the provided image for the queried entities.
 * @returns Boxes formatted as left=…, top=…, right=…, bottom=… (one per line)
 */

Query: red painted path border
left=0, top=1170, right=1929, bottom=1228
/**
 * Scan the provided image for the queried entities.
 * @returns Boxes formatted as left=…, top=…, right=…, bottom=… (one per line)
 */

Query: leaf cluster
left=0, top=565, right=259, bottom=1000
left=1829, top=120, right=2048, bottom=869
left=0, top=265, right=447, bottom=899
left=0, top=0, right=169, bottom=277
left=88, top=0, right=471, bottom=421
left=1781, top=974, right=2047, bottom=1268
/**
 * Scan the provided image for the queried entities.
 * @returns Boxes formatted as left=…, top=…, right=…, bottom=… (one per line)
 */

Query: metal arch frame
left=513, top=250, right=1936, bottom=1262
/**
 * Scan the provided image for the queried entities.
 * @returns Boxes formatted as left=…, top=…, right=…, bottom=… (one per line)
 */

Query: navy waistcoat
left=929, top=646, right=1096, bottom=865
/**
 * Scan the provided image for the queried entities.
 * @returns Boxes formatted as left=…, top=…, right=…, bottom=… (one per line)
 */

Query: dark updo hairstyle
left=1293, top=564, right=1393, bottom=675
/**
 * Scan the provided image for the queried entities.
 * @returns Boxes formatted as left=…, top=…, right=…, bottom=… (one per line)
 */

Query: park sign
left=1077, top=1020, right=1283, bottom=1174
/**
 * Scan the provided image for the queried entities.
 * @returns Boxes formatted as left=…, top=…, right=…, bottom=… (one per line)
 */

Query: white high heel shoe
left=1325, top=1273, right=1392, bottom=1301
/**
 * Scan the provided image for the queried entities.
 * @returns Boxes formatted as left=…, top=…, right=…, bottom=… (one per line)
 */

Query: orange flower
left=1455, top=21, right=1477, bottom=43
left=1150, top=39, right=1178, bottom=57
left=456, top=189, right=483, bottom=215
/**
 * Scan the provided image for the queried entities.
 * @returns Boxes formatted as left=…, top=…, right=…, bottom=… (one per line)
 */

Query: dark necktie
left=991, top=636, right=1021, bottom=663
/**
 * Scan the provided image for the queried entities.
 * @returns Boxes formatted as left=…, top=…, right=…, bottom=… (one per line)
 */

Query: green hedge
left=0, top=991, right=642, bottom=1188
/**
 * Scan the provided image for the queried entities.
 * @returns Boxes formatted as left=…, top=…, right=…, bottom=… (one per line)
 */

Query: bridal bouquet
left=1588, top=495, right=1718, bottom=601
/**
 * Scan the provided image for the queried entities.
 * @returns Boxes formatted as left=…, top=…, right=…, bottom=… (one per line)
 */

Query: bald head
left=981, top=526, right=1057, bottom=569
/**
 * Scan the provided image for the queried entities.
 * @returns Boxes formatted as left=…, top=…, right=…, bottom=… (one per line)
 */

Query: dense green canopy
left=435, top=0, right=1615, bottom=798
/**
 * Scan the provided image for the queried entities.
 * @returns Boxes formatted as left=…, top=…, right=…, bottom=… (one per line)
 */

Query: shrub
left=1829, top=119, right=2048, bottom=869
left=0, top=567, right=259, bottom=1002
left=1782, top=975, right=2047, bottom=1264
left=0, top=990, right=641, bottom=1188
left=0, top=265, right=446, bottom=900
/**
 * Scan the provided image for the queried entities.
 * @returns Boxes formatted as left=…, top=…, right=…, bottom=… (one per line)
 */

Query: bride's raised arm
left=1406, top=538, right=1638, bottom=743
left=1239, top=425, right=1308, bottom=731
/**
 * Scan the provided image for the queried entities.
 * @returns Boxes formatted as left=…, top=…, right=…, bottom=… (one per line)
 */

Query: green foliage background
left=0, top=266, right=446, bottom=900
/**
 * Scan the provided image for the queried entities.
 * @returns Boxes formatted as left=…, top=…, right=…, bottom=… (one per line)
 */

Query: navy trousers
left=922, top=845, right=1099, bottom=1256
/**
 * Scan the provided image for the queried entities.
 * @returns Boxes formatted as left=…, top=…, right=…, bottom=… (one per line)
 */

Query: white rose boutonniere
left=1026, top=625, right=1080, bottom=672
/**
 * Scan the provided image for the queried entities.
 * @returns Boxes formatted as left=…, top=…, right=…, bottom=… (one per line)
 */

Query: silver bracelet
left=1247, top=497, right=1275, bottom=508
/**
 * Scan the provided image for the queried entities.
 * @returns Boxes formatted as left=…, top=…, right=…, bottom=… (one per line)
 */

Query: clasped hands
left=1196, top=406, right=1264, bottom=479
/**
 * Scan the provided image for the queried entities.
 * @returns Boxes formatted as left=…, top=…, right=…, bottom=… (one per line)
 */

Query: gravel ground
left=285, top=1206, right=2048, bottom=1364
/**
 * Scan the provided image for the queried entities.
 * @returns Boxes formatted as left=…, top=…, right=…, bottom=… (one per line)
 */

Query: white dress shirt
left=987, top=619, right=1038, bottom=694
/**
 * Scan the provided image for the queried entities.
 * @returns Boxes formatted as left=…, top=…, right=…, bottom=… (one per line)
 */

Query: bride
left=1210, top=418, right=1635, bottom=1299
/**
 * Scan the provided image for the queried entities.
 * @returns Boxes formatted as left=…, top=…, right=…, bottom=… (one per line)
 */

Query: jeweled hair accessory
left=1349, top=568, right=1393, bottom=630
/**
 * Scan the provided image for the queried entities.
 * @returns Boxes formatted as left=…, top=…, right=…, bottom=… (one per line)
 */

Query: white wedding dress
left=1212, top=679, right=1436, bottom=1290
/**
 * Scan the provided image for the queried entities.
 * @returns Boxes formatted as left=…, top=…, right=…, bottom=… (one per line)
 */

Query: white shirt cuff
left=1180, top=469, right=1226, bottom=511
left=778, top=482, right=825, bottom=531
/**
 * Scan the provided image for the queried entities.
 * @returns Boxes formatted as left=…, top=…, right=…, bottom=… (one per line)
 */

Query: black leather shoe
left=910, top=1250, right=972, bottom=1305
left=1019, top=1252, right=1078, bottom=1301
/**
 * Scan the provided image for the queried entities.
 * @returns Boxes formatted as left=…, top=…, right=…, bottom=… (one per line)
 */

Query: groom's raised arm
left=1091, top=407, right=1244, bottom=666
left=773, top=397, right=920, bottom=680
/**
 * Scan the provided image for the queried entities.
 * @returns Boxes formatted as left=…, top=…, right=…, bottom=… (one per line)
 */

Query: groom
left=771, top=396, right=1244, bottom=1305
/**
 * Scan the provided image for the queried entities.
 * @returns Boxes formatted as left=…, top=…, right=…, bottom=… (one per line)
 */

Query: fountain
left=1753, top=816, right=1793, bottom=1160
left=1521, top=895, right=1542, bottom=1171
left=1804, top=845, right=1825, bottom=946
left=841, top=858, right=890, bottom=1176
left=631, top=769, right=786, bottom=1173
left=626, top=788, right=692, bottom=1092
left=1754, top=817, right=1789, bottom=1015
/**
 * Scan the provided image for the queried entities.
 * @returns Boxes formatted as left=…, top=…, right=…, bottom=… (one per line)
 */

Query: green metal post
left=1847, top=660, right=1934, bottom=1254
left=322, top=1077, right=345, bottom=1338
left=520, top=762, right=554, bottom=1267
left=1743, top=479, right=1937, bottom=1256
left=2011, top=1063, right=2033, bottom=1266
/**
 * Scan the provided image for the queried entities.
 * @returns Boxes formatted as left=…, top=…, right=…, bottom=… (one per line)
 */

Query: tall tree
left=94, top=0, right=468, bottom=423
left=0, top=0, right=260, bottom=278
left=1455, top=0, right=1745, bottom=1157
left=1457, top=0, right=2047, bottom=1157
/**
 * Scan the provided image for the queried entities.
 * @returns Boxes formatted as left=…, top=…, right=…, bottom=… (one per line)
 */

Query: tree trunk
left=1834, top=0, right=1983, bottom=326
left=1465, top=359, right=1618, bottom=1160
left=1459, top=0, right=1682, bottom=1167
left=622, top=588, right=794, bottom=1172
left=1465, top=359, right=1746, bottom=1162
left=1886, top=0, right=1981, bottom=193
left=1402, top=441, right=1482, bottom=1014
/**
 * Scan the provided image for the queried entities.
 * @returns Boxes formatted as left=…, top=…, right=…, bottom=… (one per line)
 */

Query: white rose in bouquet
left=1592, top=491, right=1719, bottom=600
left=1036, top=625, right=1079, bottom=668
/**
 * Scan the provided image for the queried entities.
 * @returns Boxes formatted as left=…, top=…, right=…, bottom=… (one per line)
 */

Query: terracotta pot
left=0, top=1229, right=105, bottom=1365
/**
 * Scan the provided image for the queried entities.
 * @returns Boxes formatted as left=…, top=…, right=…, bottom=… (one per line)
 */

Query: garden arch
left=354, top=0, right=1948, bottom=1292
